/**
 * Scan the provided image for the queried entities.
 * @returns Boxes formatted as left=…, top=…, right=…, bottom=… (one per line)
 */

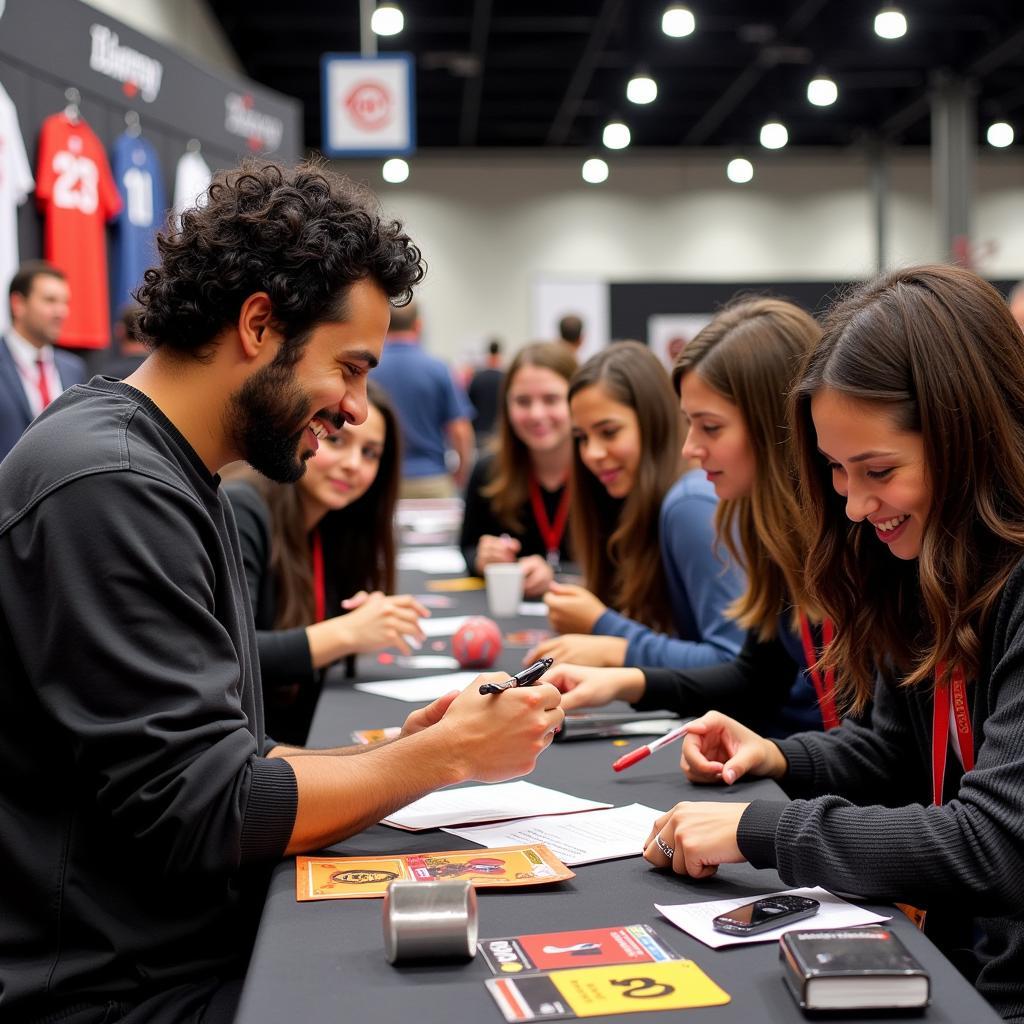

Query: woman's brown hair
left=482, top=341, right=577, bottom=531
left=227, top=379, right=401, bottom=629
left=673, top=298, right=821, bottom=640
left=793, top=264, right=1024, bottom=711
left=569, top=342, right=681, bottom=632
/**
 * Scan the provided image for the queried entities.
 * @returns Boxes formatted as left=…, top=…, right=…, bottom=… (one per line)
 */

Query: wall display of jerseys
left=2, top=88, right=214, bottom=351
left=0, top=82, right=34, bottom=334
left=35, top=111, right=122, bottom=349
left=112, top=130, right=166, bottom=315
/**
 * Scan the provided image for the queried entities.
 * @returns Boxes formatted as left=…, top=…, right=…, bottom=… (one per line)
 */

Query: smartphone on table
left=712, top=895, right=820, bottom=936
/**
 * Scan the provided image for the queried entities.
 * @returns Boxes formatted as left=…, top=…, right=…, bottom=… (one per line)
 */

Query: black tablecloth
left=235, top=569, right=1000, bottom=1024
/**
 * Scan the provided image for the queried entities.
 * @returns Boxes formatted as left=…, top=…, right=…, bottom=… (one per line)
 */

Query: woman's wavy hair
left=673, top=298, right=821, bottom=640
left=226, top=380, right=401, bottom=629
left=792, top=264, right=1024, bottom=711
left=136, top=159, right=425, bottom=357
left=569, top=342, right=681, bottom=632
left=482, top=342, right=577, bottom=532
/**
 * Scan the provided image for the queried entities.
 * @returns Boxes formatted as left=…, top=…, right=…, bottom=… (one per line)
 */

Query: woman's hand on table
left=323, top=592, right=430, bottom=659
left=518, top=554, right=554, bottom=597
left=540, top=663, right=646, bottom=710
left=475, top=534, right=520, bottom=571
left=544, top=582, right=607, bottom=634
left=525, top=633, right=627, bottom=668
left=643, top=802, right=748, bottom=879
left=680, top=711, right=788, bottom=785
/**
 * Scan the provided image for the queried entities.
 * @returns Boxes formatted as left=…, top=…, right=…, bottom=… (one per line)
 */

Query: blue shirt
left=592, top=470, right=746, bottom=667
left=112, top=133, right=166, bottom=312
left=372, top=339, right=472, bottom=477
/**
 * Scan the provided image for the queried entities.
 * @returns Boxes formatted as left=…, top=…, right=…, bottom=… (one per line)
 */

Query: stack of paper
left=354, top=672, right=480, bottom=702
left=381, top=780, right=611, bottom=831
left=444, top=802, right=663, bottom=865
left=656, top=887, right=891, bottom=948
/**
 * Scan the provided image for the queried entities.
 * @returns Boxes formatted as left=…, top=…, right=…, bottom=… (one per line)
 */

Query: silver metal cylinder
left=383, top=880, right=478, bottom=964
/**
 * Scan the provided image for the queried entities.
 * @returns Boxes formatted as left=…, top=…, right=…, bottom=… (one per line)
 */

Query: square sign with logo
left=321, top=53, right=415, bottom=156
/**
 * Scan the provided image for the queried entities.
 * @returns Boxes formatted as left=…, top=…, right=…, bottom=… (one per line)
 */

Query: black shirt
left=459, top=452, right=573, bottom=574
left=0, top=378, right=297, bottom=1021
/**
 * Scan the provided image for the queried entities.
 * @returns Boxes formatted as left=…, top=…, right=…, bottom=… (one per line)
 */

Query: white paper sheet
left=418, top=615, right=471, bottom=638
left=443, top=802, right=664, bottom=865
left=354, top=671, right=480, bottom=702
left=397, top=547, right=467, bottom=574
left=656, top=886, right=891, bottom=948
left=382, top=780, right=611, bottom=831
left=518, top=602, right=549, bottom=616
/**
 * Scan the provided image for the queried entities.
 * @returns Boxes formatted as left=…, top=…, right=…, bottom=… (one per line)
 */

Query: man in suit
left=0, top=260, right=82, bottom=460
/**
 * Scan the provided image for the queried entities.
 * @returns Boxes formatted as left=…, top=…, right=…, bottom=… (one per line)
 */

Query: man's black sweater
left=0, top=379, right=297, bottom=1022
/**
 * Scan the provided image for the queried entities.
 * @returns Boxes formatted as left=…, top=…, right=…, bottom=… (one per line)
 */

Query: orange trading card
left=296, top=845, right=574, bottom=901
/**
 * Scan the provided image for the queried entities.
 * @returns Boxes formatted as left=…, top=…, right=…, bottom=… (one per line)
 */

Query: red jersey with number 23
left=36, top=113, right=122, bottom=349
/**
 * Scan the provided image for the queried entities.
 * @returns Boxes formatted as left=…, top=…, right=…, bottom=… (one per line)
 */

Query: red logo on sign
left=344, top=81, right=392, bottom=131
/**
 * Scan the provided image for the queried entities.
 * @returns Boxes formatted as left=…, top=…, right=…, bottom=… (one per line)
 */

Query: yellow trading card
left=486, top=960, right=730, bottom=1021
left=425, top=576, right=485, bottom=592
left=548, top=960, right=731, bottom=1015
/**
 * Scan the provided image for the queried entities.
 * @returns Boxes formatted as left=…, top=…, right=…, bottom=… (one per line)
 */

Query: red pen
left=611, top=723, right=689, bottom=772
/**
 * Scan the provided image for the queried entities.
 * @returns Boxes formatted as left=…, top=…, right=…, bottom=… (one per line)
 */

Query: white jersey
left=172, top=149, right=212, bottom=230
left=0, top=82, right=35, bottom=333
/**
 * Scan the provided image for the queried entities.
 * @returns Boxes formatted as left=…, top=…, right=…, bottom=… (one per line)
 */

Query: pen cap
left=383, top=880, right=478, bottom=964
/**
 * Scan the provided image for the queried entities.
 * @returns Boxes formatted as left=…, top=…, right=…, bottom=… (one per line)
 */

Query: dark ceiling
left=208, top=1, right=1024, bottom=152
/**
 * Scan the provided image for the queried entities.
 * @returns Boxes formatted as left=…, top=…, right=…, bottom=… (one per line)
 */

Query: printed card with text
left=296, top=845, right=574, bottom=901
left=480, top=924, right=680, bottom=976
left=486, top=960, right=730, bottom=1021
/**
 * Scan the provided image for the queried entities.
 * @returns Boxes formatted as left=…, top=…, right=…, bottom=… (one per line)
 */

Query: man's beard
left=225, top=358, right=318, bottom=484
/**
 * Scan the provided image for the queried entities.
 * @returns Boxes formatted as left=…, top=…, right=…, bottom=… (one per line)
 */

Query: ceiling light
left=726, top=158, right=754, bottom=184
left=582, top=158, right=609, bottom=184
left=807, top=75, right=838, bottom=107
left=371, top=3, right=404, bottom=36
left=874, top=7, right=907, bottom=39
left=662, top=5, right=696, bottom=38
left=759, top=120, right=788, bottom=149
left=602, top=120, right=631, bottom=150
left=627, top=73, right=658, bottom=105
left=987, top=121, right=1014, bottom=148
left=382, top=158, right=409, bottom=183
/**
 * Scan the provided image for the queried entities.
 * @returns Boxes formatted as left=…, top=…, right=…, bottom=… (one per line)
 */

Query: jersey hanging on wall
left=0, top=82, right=35, bottom=333
left=172, top=148, right=212, bottom=230
left=112, top=132, right=166, bottom=313
left=35, top=113, right=122, bottom=349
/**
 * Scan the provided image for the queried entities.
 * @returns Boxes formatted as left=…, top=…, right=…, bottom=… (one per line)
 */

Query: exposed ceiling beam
left=459, top=0, right=493, bottom=145
left=546, top=0, right=625, bottom=146
left=881, top=21, right=1024, bottom=140
left=682, top=0, right=829, bottom=145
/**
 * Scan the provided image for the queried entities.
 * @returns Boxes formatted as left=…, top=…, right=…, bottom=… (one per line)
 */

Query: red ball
left=451, top=616, right=503, bottom=669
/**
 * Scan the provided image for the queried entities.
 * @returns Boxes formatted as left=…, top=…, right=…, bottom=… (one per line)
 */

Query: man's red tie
left=36, top=357, right=52, bottom=409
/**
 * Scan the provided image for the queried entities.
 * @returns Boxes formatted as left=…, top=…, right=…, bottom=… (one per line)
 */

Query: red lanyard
left=528, top=474, right=570, bottom=565
left=310, top=529, right=326, bottom=622
left=797, top=612, right=840, bottom=730
left=932, top=663, right=974, bottom=805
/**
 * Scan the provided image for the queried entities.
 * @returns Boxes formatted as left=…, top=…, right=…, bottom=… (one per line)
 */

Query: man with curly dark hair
left=0, top=161, right=563, bottom=1024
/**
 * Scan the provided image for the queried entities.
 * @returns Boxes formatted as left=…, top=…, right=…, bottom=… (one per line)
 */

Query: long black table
left=235, top=568, right=1000, bottom=1023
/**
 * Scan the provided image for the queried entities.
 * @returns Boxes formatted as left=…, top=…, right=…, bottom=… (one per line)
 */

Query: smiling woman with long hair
left=645, top=265, right=1024, bottom=1022
left=531, top=340, right=745, bottom=672
left=545, top=300, right=831, bottom=737
left=225, top=380, right=426, bottom=743
left=459, top=342, right=577, bottom=597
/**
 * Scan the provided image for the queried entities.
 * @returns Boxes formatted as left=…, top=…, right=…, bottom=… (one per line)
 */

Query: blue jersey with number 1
left=112, top=133, right=166, bottom=313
